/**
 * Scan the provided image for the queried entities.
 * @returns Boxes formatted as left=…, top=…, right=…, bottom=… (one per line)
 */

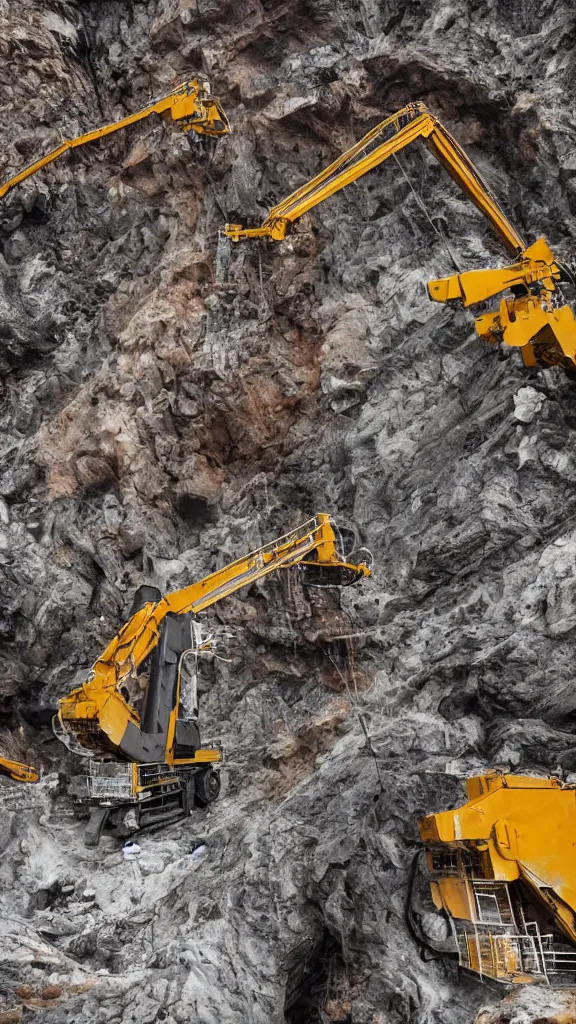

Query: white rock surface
left=1, top=1, right=576, bottom=1022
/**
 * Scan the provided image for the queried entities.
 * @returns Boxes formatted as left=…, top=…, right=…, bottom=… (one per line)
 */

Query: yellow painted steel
left=224, top=102, right=576, bottom=371
left=224, top=102, right=524, bottom=254
left=428, top=237, right=561, bottom=306
left=178, top=748, right=221, bottom=764
left=475, top=294, right=576, bottom=369
left=419, top=772, right=576, bottom=979
left=429, top=236, right=576, bottom=371
left=131, top=749, right=221, bottom=794
left=0, top=77, right=230, bottom=200
left=57, top=513, right=371, bottom=759
left=0, top=755, right=39, bottom=783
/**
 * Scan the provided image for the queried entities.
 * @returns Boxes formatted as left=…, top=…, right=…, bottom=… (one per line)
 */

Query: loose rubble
left=2, top=1, right=576, bottom=1022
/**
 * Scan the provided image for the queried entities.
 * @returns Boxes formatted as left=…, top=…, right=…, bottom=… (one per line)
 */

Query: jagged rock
left=475, top=988, right=576, bottom=1024
left=1, top=1, right=576, bottom=1023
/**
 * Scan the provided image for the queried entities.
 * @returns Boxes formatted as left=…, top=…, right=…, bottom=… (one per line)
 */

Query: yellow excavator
left=0, top=756, right=39, bottom=783
left=224, top=102, right=576, bottom=373
left=55, top=513, right=371, bottom=846
left=0, top=76, right=230, bottom=201
left=417, top=772, right=576, bottom=985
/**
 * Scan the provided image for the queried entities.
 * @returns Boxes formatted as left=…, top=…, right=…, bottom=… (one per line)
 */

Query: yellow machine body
left=57, top=512, right=370, bottom=766
left=0, top=77, right=230, bottom=200
left=0, top=756, right=39, bottom=783
left=224, top=102, right=576, bottom=372
left=419, top=773, right=576, bottom=984
left=56, top=512, right=370, bottom=845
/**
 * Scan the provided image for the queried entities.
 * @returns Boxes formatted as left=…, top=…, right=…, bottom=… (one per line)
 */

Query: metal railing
left=137, top=762, right=180, bottom=788
left=455, top=926, right=546, bottom=982
left=87, top=761, right=134, bottom=800
left=86, top=757, right=217, bottom=801
left=454, top=918, right=576, bottom=983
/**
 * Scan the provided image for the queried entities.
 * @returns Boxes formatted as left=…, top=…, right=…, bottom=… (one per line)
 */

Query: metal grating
left=87, top=761, right=133, bottom=800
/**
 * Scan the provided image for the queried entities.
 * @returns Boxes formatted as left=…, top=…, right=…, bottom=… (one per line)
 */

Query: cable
left=327, top=643, right=386, bottom=794
left=404, top=851, right=452, bottom=963
left=392, top=152, right=462, bottom=273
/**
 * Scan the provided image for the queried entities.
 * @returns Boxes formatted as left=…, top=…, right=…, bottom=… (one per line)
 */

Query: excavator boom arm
left=224, top=102, right=524, bottom=255
left=57, top=513, right=371, bottom=758
left=224, top=101, right=576, bottom=369
left=0, top=755, right=39, bottom=783
left=0, top=78, right=230, bottom=200
left=428, top=237, right=561, bottom=306
left=93, top=513, right=351, bottom=691
left=164, top=513, right=345, bottom=614
left=423, top=119, right=524, bottom=256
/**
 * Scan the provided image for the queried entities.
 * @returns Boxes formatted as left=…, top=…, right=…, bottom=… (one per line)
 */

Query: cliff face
left=2, top=1, right=576, bottom=1022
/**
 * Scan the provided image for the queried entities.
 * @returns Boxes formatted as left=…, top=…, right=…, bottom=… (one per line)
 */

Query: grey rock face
left=1, top=0, right=576, bottom=1021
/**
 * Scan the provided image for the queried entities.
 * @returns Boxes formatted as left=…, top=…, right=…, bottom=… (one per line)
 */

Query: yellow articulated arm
left=0, top=755, right=39, bottom=783
left=57, top=513, right=371, bottom=762
left=224, top=101, right=576, bottom=371
left=224, top=101, right=524, bottom=254
left=0, top=77, right=230, bottom=200
left=429, top=236, right=576, bottom=371
left=427, top=237, right=562, bottom=307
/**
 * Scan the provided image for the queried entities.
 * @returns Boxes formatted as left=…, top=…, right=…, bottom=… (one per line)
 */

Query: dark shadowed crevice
left=284, top=929, right=351, bottom=1024
left=175, top=494, right=218, bottom=526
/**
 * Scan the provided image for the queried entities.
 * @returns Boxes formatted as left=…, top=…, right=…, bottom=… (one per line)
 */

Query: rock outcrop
left=2, top=1, right=576, bottom=1021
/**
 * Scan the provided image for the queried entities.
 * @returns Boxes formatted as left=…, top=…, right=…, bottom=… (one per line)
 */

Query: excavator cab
left=82, top=607, right=219, bottom=847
